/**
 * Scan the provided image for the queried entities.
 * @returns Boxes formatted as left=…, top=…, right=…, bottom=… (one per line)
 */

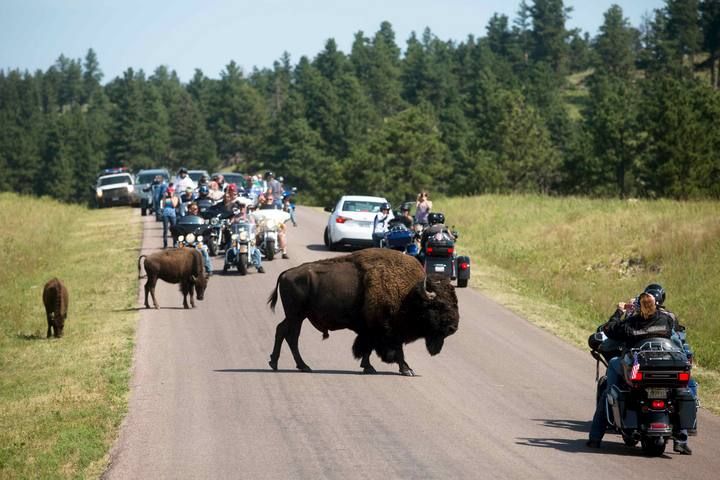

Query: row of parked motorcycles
left=170, top=199, right=289, bottom=275
left=380, top=213, right=471, bottom=288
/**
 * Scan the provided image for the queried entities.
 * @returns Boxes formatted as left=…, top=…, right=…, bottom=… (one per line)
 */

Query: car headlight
left=96, top=189, right=103, bottom=198
left=186, top=233, right=195, bottom=243
left=127, top=184, right=134, bottom=193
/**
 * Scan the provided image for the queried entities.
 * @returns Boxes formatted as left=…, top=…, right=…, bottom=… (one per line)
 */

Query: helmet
left=199, top=185, right=209, bottom=196
left=643, top=283, right=666, bottom=306
left=380, top=202, right=391, bottom=212
left=428, top=212, right=445, bottom=225
left=265, top=171, right=274, bottom=179
left=400, top=204, right=410, bottom=212
left=178, top=167, right=188, bottom=174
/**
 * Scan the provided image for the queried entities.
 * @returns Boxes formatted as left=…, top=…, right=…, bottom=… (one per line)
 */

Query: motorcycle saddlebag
left=608, top=386, right=637, bottom=429
left=674, top=388, right=697, bottom=431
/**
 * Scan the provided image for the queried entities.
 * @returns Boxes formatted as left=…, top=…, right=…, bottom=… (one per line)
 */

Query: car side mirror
left=323, top=206, right=334, bottom=213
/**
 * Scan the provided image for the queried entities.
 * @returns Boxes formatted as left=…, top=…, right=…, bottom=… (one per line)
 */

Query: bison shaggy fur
left=138, top=248, right=209, bottom=309
left=268, top=248, right=459, bottom=375
left=43, top=277, right=69, bottom=338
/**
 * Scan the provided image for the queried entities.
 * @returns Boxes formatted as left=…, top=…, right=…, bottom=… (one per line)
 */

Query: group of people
left=587, top=283, right=697, bottom=455
left=149, top=168, right=294, bottom=275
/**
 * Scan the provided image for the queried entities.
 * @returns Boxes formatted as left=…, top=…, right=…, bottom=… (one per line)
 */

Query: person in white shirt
left=372, top=202, right=393, bottom=247
left=174, top=167, right=195, bottom=193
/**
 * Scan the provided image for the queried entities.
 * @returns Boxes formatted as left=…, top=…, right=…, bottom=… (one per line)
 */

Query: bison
left=43, top=278, right=69, bottom=338
left=138, top=248, right=209, bottom=309
left=267, top=248, right=459, bottom=375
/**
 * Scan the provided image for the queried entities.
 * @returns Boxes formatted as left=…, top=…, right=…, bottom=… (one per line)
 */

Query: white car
left=324, top=195, right=393, bottom=250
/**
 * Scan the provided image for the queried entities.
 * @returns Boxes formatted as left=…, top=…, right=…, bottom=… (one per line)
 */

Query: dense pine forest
left=1, top=0, right=719, bottom=206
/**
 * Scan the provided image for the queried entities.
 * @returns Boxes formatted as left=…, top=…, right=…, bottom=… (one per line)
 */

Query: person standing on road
left=161, top=187, right=179, bottom=249
left=415, top=192, right=432, bottom=226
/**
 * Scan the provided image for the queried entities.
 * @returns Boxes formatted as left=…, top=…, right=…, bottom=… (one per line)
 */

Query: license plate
left=646, top=388, right=668, bottom=399
left=358, top=221, right=371, bottom=227
left=112, top=197, right=119, bottom=201
left=434, top=265, right=446, bottom=272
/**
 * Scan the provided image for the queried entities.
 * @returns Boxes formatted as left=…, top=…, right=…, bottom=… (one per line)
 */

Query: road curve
left=105, top=206, right=720, bottom=480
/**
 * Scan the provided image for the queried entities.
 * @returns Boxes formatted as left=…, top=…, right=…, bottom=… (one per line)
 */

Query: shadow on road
left=214, top=368, right=401, bottom=376
left=531, top=418, right=592, bottom=433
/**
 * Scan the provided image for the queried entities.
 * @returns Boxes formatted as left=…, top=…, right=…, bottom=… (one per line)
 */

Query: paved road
left=105, top=206, right=719, bottom=479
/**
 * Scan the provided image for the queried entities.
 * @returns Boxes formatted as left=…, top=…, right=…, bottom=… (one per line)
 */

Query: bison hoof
left=362, top=366, right=377, bottom=374
left=400, top=368, right=416, bottom=377
left=268, top=358, right=278, bottom=371
left=297, top=364, right=312, bottom=373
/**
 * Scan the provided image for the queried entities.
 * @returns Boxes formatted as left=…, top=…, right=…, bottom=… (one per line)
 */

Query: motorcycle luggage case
left=674, top=388, right=697, bottom=431
left=426, top=232, right=454, bottom=256
left=385, top=228, right=413, bottom=248
left=635, top=350, right=691, bottom=387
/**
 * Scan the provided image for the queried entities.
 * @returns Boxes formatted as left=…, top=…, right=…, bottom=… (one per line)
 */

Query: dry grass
left=438, top=194, right=720, bottom=413
left=0, top=193, right=141, bottom=479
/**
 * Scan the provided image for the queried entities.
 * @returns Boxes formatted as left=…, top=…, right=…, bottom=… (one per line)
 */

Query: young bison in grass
left=43, top=278, right=69, bottom=338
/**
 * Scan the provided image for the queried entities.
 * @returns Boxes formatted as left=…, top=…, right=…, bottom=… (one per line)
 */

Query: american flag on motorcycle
left=630, top=352, right=640, bottom=380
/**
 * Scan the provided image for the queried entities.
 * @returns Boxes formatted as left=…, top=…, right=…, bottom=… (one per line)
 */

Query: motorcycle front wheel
left=238, top=254, right=248, bottom=275
left=208, top=238, right=218, bottom=256
left=266, top=240, right=275, bottom=261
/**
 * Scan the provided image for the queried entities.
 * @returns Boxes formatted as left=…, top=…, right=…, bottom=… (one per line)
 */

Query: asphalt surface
left=105, top=206, right=720, bottom=480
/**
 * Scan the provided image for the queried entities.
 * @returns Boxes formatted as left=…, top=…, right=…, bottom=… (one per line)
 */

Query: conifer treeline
left=1, top=0, right=719, bottom=205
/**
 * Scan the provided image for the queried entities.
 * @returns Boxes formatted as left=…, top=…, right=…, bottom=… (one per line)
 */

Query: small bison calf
left=43, top=278, right=69, bottom=338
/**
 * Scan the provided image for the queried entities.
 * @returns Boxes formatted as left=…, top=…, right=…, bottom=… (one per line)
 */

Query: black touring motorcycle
left=417, top=213, right=470, bottom=288
left=589, top=333, right=697, bottom=456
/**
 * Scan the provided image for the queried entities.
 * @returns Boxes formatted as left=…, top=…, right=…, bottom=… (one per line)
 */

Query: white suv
left=323, top=195, right=392, bottom=250
left=95, top=173, right=135, bottom=208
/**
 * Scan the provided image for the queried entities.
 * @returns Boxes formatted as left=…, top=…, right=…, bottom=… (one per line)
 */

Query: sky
left=0, top=0, right=666, bottom=83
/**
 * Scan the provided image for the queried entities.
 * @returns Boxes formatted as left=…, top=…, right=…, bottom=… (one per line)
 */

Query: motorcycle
left=223, top=221, right=253, bottom=275
left=382, top=221, right=421, bottom=257
left=418, top=220, right=470, bottom=288
left=590, top=336, right=697, bottom=456
left=171, top=214, right=212, bottom=248
left=251, top=209, right=290, bottom=261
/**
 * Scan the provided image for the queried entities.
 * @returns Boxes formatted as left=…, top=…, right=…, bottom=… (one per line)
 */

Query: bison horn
left=192, top=275, right=198, bottom=283
left=424, top=276, right=437, bottom=300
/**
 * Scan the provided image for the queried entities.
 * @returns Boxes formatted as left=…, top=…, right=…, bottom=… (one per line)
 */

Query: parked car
left=187, top=169, right=210, bottom=186
left=134, top=168, right=170, bottom=216
left=95, top=172, right=135, bottom=208
left=323, top=195, right=392, bottom=250
left=212, top=172, right=246, bottom=190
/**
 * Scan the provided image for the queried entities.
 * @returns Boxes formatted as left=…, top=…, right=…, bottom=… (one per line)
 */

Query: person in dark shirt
left=587, top=293, right=676, bottom=448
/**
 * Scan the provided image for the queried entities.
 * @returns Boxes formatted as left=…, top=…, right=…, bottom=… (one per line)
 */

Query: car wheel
left=141, top=207, right=147, bottom=216
left=323, top=227, right=330, bottom=247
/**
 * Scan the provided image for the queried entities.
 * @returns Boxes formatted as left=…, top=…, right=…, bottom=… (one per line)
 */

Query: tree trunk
left=712, top=56, right=719, bottom=90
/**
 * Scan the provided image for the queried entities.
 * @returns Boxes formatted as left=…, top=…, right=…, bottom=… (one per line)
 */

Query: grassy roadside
left=0, top=193, right=141, bottom=479
left=437, top=194, right=720, bottom=414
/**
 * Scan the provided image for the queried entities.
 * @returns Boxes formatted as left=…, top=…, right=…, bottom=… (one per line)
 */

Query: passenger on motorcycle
left=394, top=204, right=414, bottom=229
left=372, top=203, right=393, bottom=247
left=587, top=293, right=677, bottom=449
left=179, top=186, right=196, bottom=217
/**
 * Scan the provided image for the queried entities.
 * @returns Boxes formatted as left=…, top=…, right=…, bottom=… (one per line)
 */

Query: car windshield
left=222, top=174, right=245, bottom=186
left=341, top=200, right=385, bottom=213
left=137, top=173, right=168, bottom=184
left=188, top=172, right=208, bottom=182
left=99, top=175, right=132, bottom=186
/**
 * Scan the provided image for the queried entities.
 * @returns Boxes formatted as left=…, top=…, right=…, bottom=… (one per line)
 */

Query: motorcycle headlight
left=178, top=235, right=185, bottom=242
left=239, top=231, right=248, bottom=241
left=211, top=217, right=219, bottom=225
left=197, top=235, right=203, bottom=243
left=186, top=233, right=196, bottom=243
left=231, top=233, right=238, bottom=240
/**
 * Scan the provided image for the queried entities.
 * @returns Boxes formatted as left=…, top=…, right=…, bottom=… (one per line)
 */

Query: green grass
left=0, top=193, right=141, bottom=479
left=437, top=194, right=720, bottom=413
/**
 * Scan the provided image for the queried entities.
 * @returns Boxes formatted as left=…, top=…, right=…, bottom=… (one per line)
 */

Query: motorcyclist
left=226, top=203, right=265, bottom=274
left=185, top=202, right=213, bottom=276
left=587, top=292, right=677, bottom=449
left=174, top=167, right=194, bottom=193
left=195, top=184, right=215, bottom=214
left=372, top=202, right=392, bottom=247
left=392, top=204, right=414, bottom=229
left=179, top=186, right=196, bottom=217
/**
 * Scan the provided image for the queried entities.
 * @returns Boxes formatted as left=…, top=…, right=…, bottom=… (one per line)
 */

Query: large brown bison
left=43, top=278, right=69, bottom=338
left=267, top=248, right=459, bottom=375
left=138, top=248, right=209, bottom=309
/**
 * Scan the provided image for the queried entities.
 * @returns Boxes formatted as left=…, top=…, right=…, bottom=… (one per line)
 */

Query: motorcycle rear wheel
left=640, top=436, right=666, bottom=456
left=457, top=278, right=468, bottom=288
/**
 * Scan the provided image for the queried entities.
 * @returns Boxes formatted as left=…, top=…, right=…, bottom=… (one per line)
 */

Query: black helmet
left=644, top=283, right=666, bottom=306
left=178, top=167, right=188, bottom=174
left=380, top=202, right=391, bottom=211
left=265, top=171, right=274, bottom=179
left=428, top=212, right=445, bottom=225
left=199, top=185, right=209, bottom=196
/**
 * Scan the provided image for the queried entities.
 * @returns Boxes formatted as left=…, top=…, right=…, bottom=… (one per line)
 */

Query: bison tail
left=267, top=274, right=282, bottom=313
left=137, top=255, right=147, bottom=279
